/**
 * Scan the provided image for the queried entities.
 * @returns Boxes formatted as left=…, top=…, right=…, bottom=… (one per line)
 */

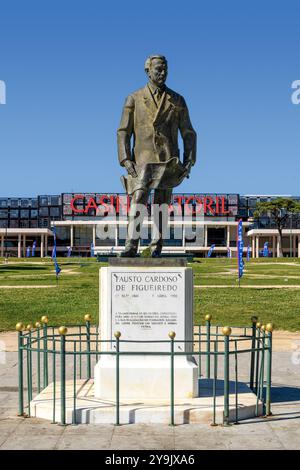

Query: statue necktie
left=155, top=88, right=162, bottom=105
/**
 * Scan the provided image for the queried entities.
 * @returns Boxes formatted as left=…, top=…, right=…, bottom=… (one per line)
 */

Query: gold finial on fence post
left=41, top=316, right=49, bottom=324
left=84, top=314, right=92, bottom=322
left=58, top=326, right=68, bottom=336
left=222, top=326, right=232, bottom=336
left=16, top=322, right=25, bottom=332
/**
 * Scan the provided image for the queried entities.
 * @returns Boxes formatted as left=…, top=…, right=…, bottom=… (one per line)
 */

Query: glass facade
left=1, top=193, right=299, bottom=242
left=0, top=195, right=62, bottom=229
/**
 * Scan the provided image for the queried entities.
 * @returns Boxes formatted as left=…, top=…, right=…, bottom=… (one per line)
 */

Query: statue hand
left=124, top=160, right=138, bottom=178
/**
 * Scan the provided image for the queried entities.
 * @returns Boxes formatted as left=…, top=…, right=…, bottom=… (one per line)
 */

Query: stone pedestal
left=94, top=259, right=198, bottom=399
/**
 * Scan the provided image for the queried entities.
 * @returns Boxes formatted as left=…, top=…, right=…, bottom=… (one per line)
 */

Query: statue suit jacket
left=117, top=84, right=197, bottom=169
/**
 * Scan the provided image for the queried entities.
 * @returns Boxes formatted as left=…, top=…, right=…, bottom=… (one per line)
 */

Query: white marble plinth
left=95, top=265, right=197, bottom=400
left=94, top=355, right=198, bottom=399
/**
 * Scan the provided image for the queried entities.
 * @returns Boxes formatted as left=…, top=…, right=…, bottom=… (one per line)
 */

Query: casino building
left=1, top=193, right=300, bottom=258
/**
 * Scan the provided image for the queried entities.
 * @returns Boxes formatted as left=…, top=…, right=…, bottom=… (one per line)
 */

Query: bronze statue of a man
left=117, top=54, right=197, bottom=257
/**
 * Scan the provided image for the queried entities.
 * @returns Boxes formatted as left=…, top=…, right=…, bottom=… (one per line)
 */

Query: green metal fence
left=16, top=315, right=273, bottom=426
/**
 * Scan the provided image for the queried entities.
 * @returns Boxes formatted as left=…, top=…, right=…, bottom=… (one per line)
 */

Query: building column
left=298, top=236, right=300, bottom=258
left=22, top=234, right=26, bottom=257
left=272, top=235, right=276, bottom=258
left=40, top=235, right=44, bottom=258
left=93, top=224, right=96, bottom=248
left=115, top=225, right=118, bottom=247
left=252, top=236, right=255, bottom=259
left=293, top=235, right=296, bottom=258
left=18, top=234, right=21, bottom=258
left=226, top=225, right=230, bottom=248
left=45, top=235, right=48, bottom=257
left=204, top=225, right=208, bottom=247
left=70, top=225, right=74, bottom=247
left=0, top=235, right=4, bottom=257
left=182, top=225, right=186, bottom=249
left=255, top=236, right=259, bottom=258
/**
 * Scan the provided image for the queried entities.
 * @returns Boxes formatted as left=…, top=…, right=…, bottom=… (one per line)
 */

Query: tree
left=254, top=198, right=300, bottom=257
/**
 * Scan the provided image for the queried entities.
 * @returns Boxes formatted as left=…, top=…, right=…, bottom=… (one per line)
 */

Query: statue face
left=148, top=58, right=168, bottom=87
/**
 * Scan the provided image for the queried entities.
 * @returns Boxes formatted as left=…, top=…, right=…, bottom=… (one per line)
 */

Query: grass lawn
left=0, top=257, right=300, bottom=331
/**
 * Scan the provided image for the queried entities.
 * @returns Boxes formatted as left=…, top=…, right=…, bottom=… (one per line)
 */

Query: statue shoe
left=151, top=249, right=161, bottom=258
left=118, top=248, right=138, bottom=258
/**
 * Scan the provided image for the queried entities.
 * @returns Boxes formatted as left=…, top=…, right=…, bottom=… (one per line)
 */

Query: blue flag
left=32, top=240, right=37, bottom=257
left=247, top=245, right=251, bottom=261
left=90, top=242, right=95, bottom=257
left=26, top=246, right=31, bottom=257
left=54, top=258, right=61, bottom=276
left=207, top=244, right=215, bottom=258
left=263, top=242, right=269, bottom=257
left=52, top=226, right=57, bottom=258
left=52, top=226, right=61, bottom=277
left=227, top=247, right=231, bottom=258
left=237, top=219, right=244, bottom=279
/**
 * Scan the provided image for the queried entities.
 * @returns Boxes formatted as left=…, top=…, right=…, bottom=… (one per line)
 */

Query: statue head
left=144, top=55, right=168, bottom=88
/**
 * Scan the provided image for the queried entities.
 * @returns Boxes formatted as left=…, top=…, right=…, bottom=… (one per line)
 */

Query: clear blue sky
left=0, top=0, right=299, bottom=197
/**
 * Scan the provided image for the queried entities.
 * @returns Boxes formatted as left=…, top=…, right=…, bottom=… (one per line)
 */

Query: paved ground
left=0, top=341, right=299, bottom=450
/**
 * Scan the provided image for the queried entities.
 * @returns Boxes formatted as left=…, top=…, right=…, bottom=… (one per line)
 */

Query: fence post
left=84, top=314, right=91, bottom=379
left=169, top=331, right=176, bottom=426
left=255, top=322, right=262, bottom=393
left=265, top=323, right=273, bottom=416
left=250, top=316, right=258, bottom=390
left=26, top=324, right=33, bottom=404
left=223, top=326, right=231, bottom=425
left=16, top=323, right=25, bottom=416
left=114, top=331, right=121, bottom=426
left=205, top=314, right=212, bottom=379
left=59, top=326, right=68, bottom=425
left=41, top=316, right=49, bottom=388
left=35, top=322, right=41, bottom=394
left=259, top=325, right=266, bottom=402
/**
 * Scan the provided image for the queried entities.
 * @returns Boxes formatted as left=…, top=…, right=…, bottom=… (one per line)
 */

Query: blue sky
left=0, top=0, right=299, bottom=197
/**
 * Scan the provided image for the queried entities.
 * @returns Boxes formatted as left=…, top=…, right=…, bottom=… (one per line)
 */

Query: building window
left=39, top=218, right=50, bottom=228
left=10, top=199, right=19, bottom=207
left=39, top=196, right=49, bottom=206
left=39, top=207, right=49, bottom=217
left=20, top=210, right=29, bottom=219
left=20, top=220, right=29, bottom=228
left=10, top=210, right=19, bottom=218
left=9, top=220, right=19, bottom=228
left=50, top=207, right=60, bottom=217
left=20, top=199, right=29, bottom=207
left=0, top=199, right=8, bottom=208
left=50, top=196, right=60, bottom=205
